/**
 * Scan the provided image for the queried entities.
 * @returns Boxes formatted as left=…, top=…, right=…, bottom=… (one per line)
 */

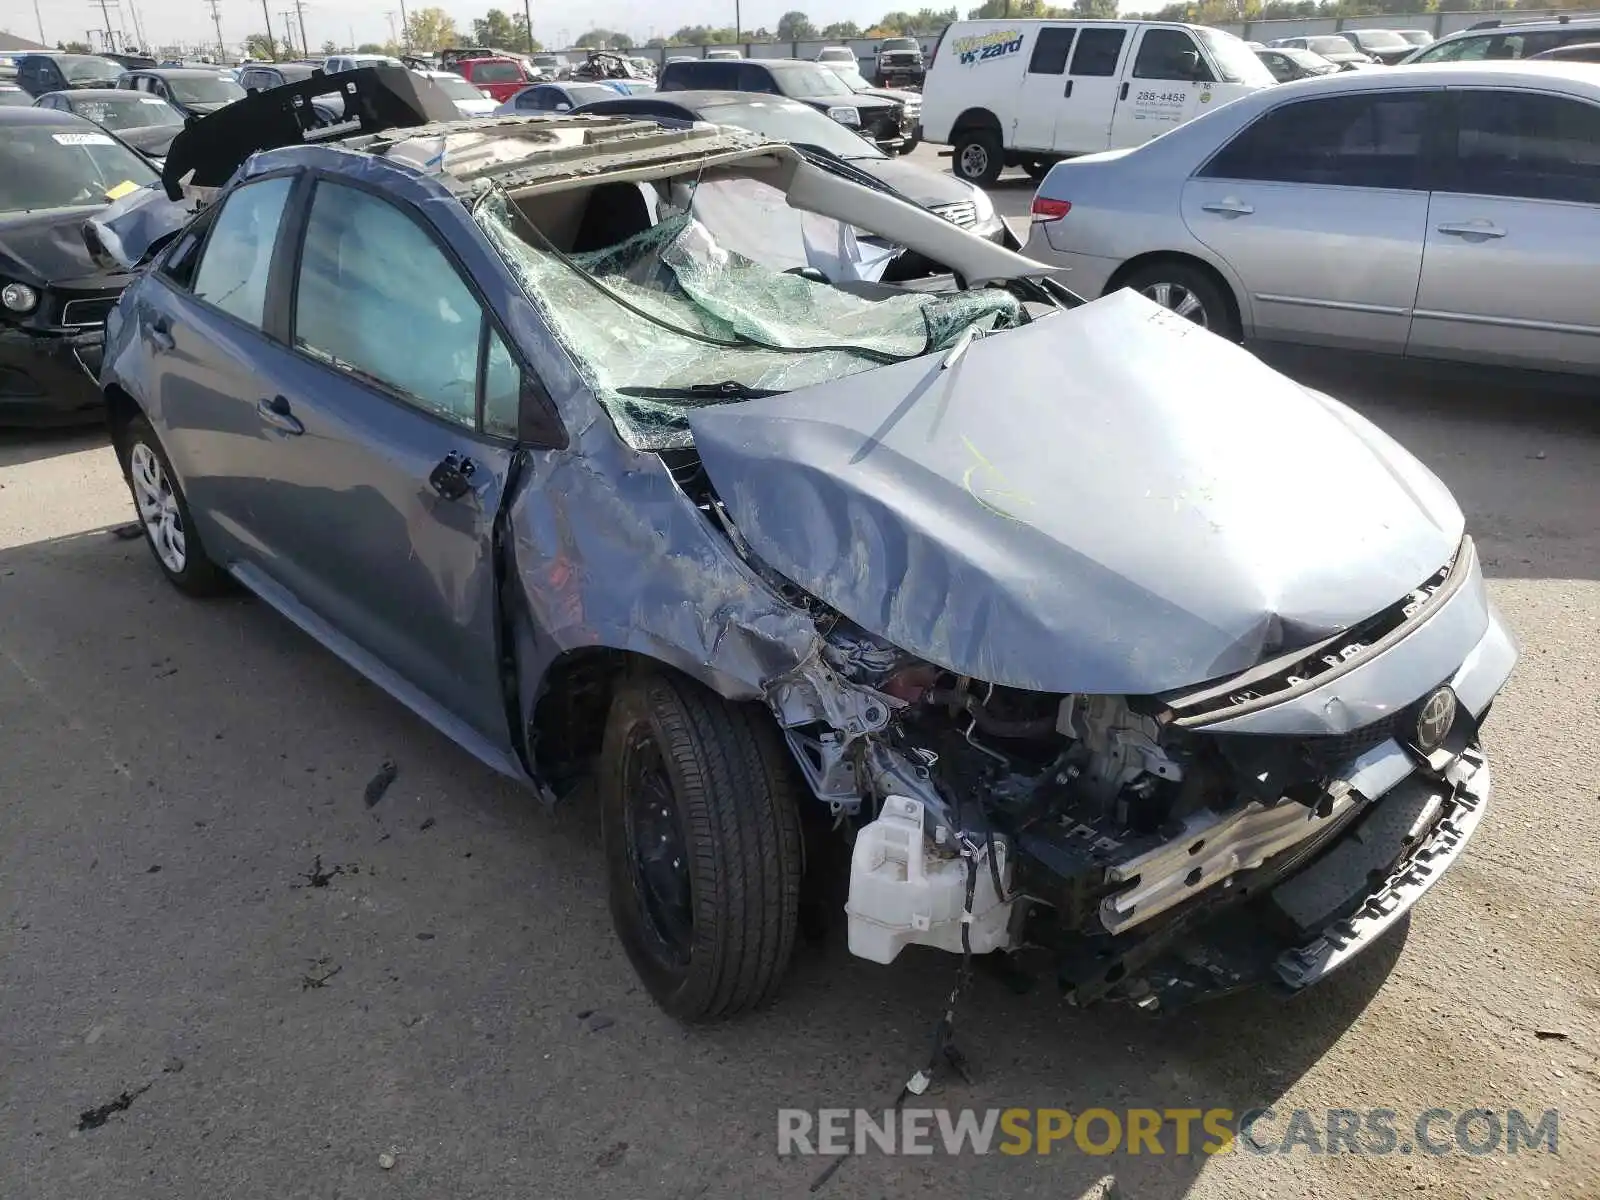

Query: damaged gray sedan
left=99, top=100, right=1515, bottom=1020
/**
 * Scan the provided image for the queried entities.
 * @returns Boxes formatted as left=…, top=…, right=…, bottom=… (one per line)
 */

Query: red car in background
left=452, top=56, right=531, bottom=102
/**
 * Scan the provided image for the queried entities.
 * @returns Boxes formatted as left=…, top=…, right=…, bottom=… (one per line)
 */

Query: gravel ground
left=1, top=166, right=1596, bottom=1199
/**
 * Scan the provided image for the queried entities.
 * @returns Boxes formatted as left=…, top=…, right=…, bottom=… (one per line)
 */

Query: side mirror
left=555, top=102, right=570, bottom=111
left=1178, top=49, right=1201, bottom=78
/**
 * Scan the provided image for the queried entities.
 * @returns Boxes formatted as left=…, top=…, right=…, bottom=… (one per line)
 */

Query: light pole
left=33, top=0, right=46, bottom=45
left=260, top=0, right=276, bottom=60
left=524, top=0, right=533, bottom=52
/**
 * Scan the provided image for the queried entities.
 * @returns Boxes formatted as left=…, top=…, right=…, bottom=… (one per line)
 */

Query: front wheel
left=952, top=129, right=1003, bottom=186
left=599, top=672, right=804, bottom=1022
left=897, top=136, right=920, bottom=156
left=1119, top=261, right=1241, bottom=342
left=118, top=415, right=229, bottom=596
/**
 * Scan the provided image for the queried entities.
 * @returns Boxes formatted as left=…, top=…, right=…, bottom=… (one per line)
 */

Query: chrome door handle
left=256, top=395, right=304, bottom=436
left=1437, top=221, right=1505, bottom=238
left=148, top=314, right=175, bottom=352
left=1202, top=200, right=1254, bottom=216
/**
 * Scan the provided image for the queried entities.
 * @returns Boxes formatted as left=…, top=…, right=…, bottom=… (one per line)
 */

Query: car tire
left=118, top=414, right=229, bottom=596
left=1119, top=261, right=1241, bottom=341
left=897, top=136, right=920, bottom=155
left=599, top=671, right=804, bottom=1022
left=952, top=129, right=1003, bottom=186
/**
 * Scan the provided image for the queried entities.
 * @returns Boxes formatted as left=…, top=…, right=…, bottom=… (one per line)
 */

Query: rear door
left=244, top=175, right=521, bottom=748
left=1013, top=26, right=1076, bottom=152
left=1181, top=88, right=1437, bottom=350
left=1409, top=87, right=1600, bottom=371
left=1053, top=25, right=1130, bottom=153
left=1110, top=26, right=1209, bottom=149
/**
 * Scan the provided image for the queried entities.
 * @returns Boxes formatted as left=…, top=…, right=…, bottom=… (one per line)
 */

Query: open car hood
left=160, top=64, right=459, bottom=198
left=688, top=290, right=1464, bottom=696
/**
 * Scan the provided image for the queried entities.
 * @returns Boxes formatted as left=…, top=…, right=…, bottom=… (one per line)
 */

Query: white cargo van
left=921, top=19, right=1274, bottom=184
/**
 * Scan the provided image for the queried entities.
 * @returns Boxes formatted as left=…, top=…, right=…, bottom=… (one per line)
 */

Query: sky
left=16, top=0, right=946, bottom=53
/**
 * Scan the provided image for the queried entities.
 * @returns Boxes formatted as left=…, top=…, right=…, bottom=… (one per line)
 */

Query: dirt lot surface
left=1, top=194, right=1596, bottom=1197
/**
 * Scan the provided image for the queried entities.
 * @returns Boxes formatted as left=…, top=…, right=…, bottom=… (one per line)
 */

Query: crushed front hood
left=0, top=206, right=118, bottom=288
left=688, top=290, right=1464, bottom=695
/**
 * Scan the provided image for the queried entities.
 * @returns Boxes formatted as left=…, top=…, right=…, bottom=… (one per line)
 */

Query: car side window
left=739, top=63, right=779, bottom=93
left=189, top=176, right=294, bottom=327
left=1027, top=27, right=1077, bottom=76
left=1133, top=29, right=1211, bottom=82
left=1201, top=93, right=1428, bottom=190
left=1452, top=89, right=1600, bottom=204
left=482, top=327, right=520, bottom=438
left=1069, top=27, right=1126, bottom=77
left=293, top=181, right=484, bottom=430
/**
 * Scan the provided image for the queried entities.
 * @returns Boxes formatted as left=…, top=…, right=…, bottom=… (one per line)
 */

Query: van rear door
left=1109, top=26, right=1210, bottom=149
left=1052, top=25, right=1131, bottom=154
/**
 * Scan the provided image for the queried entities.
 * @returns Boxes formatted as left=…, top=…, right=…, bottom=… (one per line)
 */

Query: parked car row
left=1021, top=59, right=1600, bottom=378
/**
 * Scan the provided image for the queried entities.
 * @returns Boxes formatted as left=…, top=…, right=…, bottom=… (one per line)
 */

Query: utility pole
left=398, top=0, right=410, bottom=51
left=33, top=0, right=46, bottom=45
left=261, top=0, right=277, bottom=60
left=279, top=11, right=297, bottom=56
left=293, top=0, right=310, bottom=59
left=384, top=11, right=398, bottom=47
left=127, top=0, right=149, bottom=50
left=735, top=0, right=741, bottom=42
left=204, top=0, right=225, bottom=60
left=93, top=0, right=118, bottom=50
left=523, top=0, right=533, bottom=52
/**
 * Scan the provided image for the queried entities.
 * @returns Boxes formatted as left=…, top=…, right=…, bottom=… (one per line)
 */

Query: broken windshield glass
left=474, top=185, right=1022, bottom=450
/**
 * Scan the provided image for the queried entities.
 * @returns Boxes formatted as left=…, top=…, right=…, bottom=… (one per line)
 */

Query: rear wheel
left=599, top=672, right=804, bottom=1022
left=952, top=128, right=1003, bottom=186
left=118, top=415, right=228, bottom=596
left=1119, top=261, right=1241, bottom=341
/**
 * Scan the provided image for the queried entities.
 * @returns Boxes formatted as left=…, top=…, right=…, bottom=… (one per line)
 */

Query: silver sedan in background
left=1024, top=62, right=1600, bottom=375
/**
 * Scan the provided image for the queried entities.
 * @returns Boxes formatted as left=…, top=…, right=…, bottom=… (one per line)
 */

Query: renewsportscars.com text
left=777, top=1107, right=1560, bottom=1157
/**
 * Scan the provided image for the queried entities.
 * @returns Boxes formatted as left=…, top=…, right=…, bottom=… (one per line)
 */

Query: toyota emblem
left=1414, top=686, right=1458, bottom=753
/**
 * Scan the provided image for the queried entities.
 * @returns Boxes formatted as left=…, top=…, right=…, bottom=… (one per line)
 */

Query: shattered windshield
left=475, top=182, right=1021, bottom=450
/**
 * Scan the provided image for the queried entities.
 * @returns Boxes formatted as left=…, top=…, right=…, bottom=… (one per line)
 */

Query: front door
left=1012, top=25, right=1076, bottom=152
left=1053, top=25, right=1130, bottom=154
left=247, top=176, right=522, bottom=748
left=1110, top=27, right=1208, bottom=149
left=1181, top=88, right=1436, bottom=350
left=1409, top=87, right=1600, bottom=371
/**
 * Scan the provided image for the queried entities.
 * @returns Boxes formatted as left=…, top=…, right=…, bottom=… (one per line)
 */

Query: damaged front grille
left=930, top=201, right=977, bottom=229
left=60, top=297, right=118, bottom=328
left=1162, top=542, right=1467, bottom=728
left=1298, top=714, right=1400, bottom=772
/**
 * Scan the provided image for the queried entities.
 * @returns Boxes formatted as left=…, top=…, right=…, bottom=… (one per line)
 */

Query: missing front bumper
left=1275, top=746, right=1490, bottom=989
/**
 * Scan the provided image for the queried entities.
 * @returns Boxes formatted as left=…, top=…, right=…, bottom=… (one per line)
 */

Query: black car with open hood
left=0, top=108, right=157, bottom=423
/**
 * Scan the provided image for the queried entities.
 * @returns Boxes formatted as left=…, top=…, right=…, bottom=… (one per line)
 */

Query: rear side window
left=1028, top=27, right=1077, bottom=75
left=190, top=175, right=293, bottom=328
left=1070, top=28, right=1126, bottom=77
left=739, top=63, right=779, bottom=93
left=660, top=60, right=741, bottom=90
left=1202, top=92, right=1428, bottom=190
left=1451, top=89, right=1600, bottom=203
left=1416, top=30, right=1569, bottom=62
left=1134, top=29, right=1211, bottom=82
left=293, top=181, right=484, bottom=429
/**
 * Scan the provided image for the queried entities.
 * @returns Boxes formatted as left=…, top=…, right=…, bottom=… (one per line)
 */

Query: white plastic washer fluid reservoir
left=845, top=795, right=1015, bottom=964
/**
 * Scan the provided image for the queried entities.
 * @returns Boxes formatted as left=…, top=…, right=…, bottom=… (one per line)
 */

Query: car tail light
left=1031, top=197, right=1071, bottom=223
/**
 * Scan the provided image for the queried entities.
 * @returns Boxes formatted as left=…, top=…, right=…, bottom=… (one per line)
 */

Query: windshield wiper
left=617, top=381, right=786, bottom=401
